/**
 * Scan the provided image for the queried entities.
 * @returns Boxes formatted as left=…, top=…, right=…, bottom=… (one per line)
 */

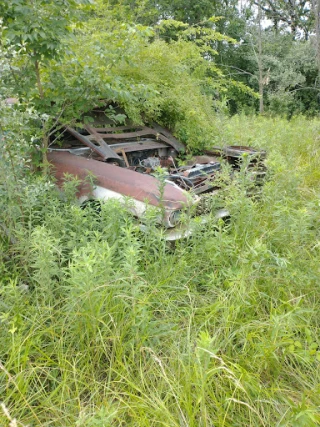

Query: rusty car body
left=48, top=118, right=266, bottom=239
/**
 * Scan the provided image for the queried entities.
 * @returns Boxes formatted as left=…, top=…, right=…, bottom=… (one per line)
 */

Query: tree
left=253, top=0, right=313, bottom=39
left=108, top=0, right=217, bottom=25
left=257, top=0, right=265, bottom=113
left=0, top=0, right=91, bottom=99
left=0, top=0, right=91, bottom=172
left=313, top=0, right=320, bottom=77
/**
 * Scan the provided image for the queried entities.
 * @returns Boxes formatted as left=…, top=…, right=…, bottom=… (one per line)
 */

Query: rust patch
left=48, top=151, right=190, bottom=210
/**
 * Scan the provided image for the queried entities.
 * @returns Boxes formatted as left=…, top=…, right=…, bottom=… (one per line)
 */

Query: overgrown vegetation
left=1, top=116, right=320, bottom=426
left=1, top=0, right=320, bottom=425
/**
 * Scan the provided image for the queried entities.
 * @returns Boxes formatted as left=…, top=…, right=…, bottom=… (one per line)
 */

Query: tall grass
left=0, top=116, right=320, bottom=426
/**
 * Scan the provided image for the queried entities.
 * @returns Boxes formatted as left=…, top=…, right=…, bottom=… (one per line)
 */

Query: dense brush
left=0, top=116, right=320, bottom=426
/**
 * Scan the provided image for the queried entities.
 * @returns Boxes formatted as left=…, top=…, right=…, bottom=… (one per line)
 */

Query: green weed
left=0, top=116, right=320, bottom=426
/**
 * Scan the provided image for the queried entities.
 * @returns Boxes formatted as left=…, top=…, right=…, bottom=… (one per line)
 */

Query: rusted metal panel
left=223, top=146, right=267, bottom=159
left=150, top=122, right=186, bottom=152
left=113, top=141, right=168, bottom=153
left=93, top=125, right=144, bottom=132
left=48, top=151, right=190, bottom=210
left=84, top=124, right=123, bottom=161
left=65, top=126, right=121, bottom=162
left=89, top=126, right=185, bottom=152
left=187, top=155, right=220, bottom=165
left=193, top=181, right=219, bottom=195
left=92, top=124, right=185, bottom=152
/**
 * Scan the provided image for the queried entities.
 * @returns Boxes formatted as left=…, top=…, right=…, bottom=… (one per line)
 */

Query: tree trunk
left=35, top=58, right=49, bottom=175
left=257, top=0, right=264, bottom=114
left=314, top=0, right=320, bottom=78
left=288, top=0, right=297, bottom=40
left=35, top=59, right=44, bottom=99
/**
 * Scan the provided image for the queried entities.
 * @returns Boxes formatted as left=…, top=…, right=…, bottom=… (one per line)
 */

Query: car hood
left=48, top=151, right=192, bottom=211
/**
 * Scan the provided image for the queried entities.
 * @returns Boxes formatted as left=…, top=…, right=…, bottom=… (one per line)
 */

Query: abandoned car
left=48, top=118, right=266, bottom=239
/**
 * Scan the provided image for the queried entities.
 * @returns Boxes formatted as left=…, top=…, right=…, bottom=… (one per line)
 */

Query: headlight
left=165, top=210, right=182, bottom=228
